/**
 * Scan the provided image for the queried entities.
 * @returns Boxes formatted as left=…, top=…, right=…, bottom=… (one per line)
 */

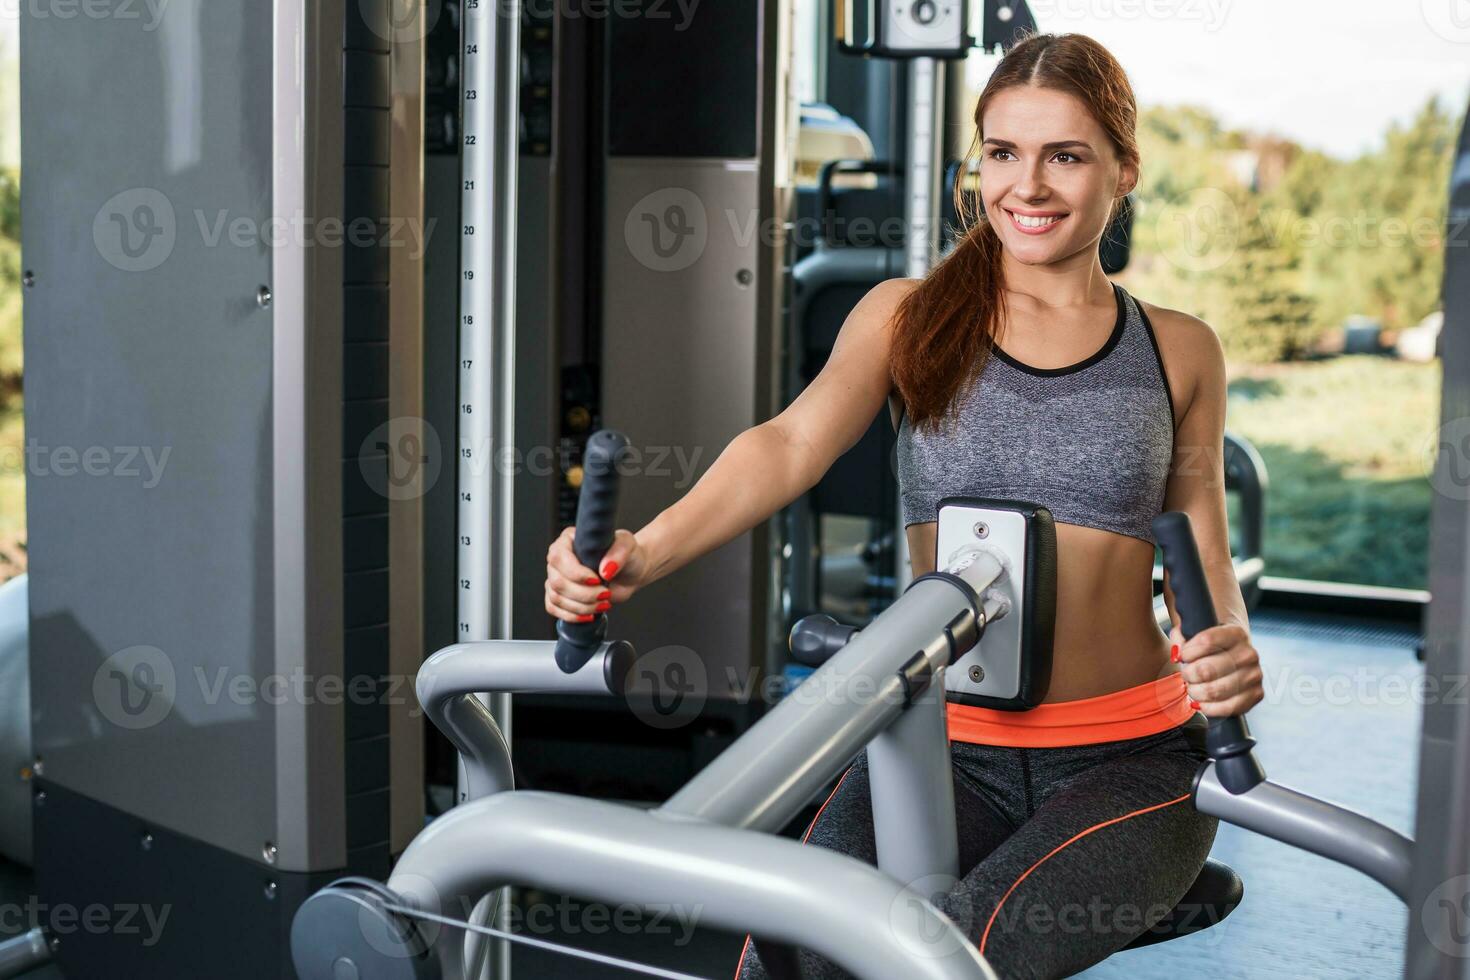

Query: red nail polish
left=595, top=602, right=610, bottom=613
left=1189, top=699, right=1200, bottom=710
left=1170, top=645, right=1180, bottom=663
left=577, top=614, right=595, bottom=623
left=598, top=590, right=611, bottom=600
left=584, top=577, right=600, bottom=586
left=601, top=561, right=619, bottom=579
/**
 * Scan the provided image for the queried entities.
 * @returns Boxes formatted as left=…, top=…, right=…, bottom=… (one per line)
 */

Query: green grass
left=1225, top=356, right=1440, bottom=590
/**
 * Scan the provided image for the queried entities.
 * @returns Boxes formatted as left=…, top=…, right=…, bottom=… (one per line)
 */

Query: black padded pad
left=1122, top=858, right=1243, bottom=950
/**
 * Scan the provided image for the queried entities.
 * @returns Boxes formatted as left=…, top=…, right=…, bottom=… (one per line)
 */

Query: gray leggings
left=734, top=713, right=1218, bottom=980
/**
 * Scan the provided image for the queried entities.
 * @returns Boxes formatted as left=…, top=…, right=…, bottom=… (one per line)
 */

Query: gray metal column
left=1405, top=103, right=1470, bottom=980
left=896, top=56, right=946, bottom=589
left=867, top=673, right=959, bottom=891
left=457, top=1, right=522, bottom=976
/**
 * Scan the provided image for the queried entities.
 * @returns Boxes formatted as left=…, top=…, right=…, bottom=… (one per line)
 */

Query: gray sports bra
left=894, top=282, right=1176, bottom=544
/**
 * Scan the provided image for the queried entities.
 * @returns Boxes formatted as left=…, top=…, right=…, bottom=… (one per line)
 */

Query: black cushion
left=1122, top=858, right=1243, bottom=950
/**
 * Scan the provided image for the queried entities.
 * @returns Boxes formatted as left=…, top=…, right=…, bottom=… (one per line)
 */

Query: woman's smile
left=1004, top=207, right=1071, bottom=235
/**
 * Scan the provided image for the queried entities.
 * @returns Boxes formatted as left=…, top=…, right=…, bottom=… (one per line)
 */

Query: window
left=793, top=0, right=825, bottom=105
left=958, top=5, right=1470, bottom=591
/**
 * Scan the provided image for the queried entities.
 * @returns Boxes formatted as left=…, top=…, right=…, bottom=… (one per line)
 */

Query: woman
left=544, top=32, right=1264, bottom=980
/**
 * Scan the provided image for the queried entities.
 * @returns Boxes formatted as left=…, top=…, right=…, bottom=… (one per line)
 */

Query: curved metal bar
left=388, top=791, right=998, bottom=980
left=1194, top=764, right=1414, bottom=902
left=0, top=928, right=51, bottom=979
left=415, top=640, right=634, bottom=802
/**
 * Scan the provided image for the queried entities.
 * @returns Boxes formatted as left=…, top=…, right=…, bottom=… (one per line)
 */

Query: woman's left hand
left=1170, top=623, right=1264, bottom=718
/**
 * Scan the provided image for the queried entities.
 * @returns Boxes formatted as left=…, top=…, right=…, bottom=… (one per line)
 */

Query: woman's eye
left=988, top=149, right=1014, bottom=161
left=1053, top=152, right=1079, bottom=164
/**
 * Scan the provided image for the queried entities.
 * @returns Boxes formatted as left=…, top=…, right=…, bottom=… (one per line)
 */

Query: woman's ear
left=1116, top=161, right=1139, bottom=199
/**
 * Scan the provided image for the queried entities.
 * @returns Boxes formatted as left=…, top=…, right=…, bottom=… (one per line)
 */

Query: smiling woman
left=723, top=31, right=1262, bottom=980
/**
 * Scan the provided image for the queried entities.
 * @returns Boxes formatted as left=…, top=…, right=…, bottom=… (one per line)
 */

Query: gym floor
left=0, top=609, right=1421, bottom=979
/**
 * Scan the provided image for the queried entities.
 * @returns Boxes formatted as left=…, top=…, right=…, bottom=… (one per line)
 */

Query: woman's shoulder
left=1131, top=294, right=1226, bottom=416
left=1134, top=293, right=1224, bottom=365
left=866, top=276, right=923, bottom=309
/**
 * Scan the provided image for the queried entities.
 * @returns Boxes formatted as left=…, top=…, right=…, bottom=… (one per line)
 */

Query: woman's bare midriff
left=905, top=519, right=1180, bottom=703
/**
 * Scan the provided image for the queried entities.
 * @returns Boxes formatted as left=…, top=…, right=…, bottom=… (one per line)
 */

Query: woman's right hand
left=544, top=526, right=648, bottom=624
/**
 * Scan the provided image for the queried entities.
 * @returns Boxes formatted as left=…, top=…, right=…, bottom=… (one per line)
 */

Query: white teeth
left=1013, top=212, right=1063, bottom=228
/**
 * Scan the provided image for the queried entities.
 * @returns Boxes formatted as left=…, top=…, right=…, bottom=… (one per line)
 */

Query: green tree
left=0, top=168, right=17, bottom=241
left=1216, top=195, right=1319, bottom=362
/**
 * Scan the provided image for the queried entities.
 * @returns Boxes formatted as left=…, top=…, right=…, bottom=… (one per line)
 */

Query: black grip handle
left=1153, top=511, right=1265, bottom=795
left=788, top=615, right=859, bottom=668
left=554, top=430, right=630, bottom=674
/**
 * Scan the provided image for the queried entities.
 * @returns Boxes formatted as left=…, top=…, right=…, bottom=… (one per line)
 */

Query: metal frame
left=1405, top=100, right=1470, bottom=978
left=295, top=545, right=1011, bottom=980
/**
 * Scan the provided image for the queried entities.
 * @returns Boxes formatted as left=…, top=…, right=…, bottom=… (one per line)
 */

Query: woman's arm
left=1151, top=305, right=1263, bottom=717
left=631, top=278, right=916, bottom=588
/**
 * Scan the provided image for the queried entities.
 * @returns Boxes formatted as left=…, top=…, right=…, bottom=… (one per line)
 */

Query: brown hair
left=889, top=33, right=1140, bottom=433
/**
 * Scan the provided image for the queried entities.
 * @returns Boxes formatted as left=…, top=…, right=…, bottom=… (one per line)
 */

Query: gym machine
left=289, top=427, right=1429, bottom=979
left=2, top=0, right=1468, bottom=975
left=7, top=0, right=432, bottom=975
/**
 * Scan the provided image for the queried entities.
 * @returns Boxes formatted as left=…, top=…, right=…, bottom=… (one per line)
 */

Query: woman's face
left=978, top=84, right=1136, bottom=267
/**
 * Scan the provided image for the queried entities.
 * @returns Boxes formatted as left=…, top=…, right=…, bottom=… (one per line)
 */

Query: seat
left=751, top=857, right=1242, bottom=974
left=1121, top=858, right=1244, bottom=949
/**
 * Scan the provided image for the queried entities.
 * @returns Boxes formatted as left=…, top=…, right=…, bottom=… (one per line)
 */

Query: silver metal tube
left=1195, top=763, right=1414, bottom=902
left=867, top=670, right=959, bottom=890
left=416, top=640, right=629, bottom=802
left=457, top=0, right=521, bottom=971
left=662, top=573, right=987, bottom=831
left=418, top=640, right=627, bottom=699
left=388, top=791, right=998, bottom=980
left=903, top=57, right=943, bottom=279
left=895, top=56, right=945, bottom=598
left=0, top=929, right=50, bottom=979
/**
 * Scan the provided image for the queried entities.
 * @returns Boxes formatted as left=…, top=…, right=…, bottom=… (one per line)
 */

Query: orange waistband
left=947, top=673, right=1193, bottom=748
